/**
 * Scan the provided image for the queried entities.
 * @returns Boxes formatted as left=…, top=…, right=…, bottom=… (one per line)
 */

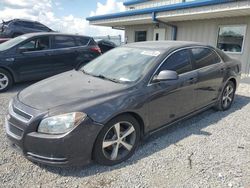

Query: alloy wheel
left=102, top=121, right=136, bottom=161
left=222, top=84, right=234, bottom=109
left=0, top=73, right=9, bottom=90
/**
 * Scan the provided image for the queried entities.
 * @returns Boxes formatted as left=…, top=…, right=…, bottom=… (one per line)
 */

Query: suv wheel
left=215, top=81, right=236, bottom=111
left=93, top=114, right=140, bottom=166
left=0, top=68, right=13, bottom=92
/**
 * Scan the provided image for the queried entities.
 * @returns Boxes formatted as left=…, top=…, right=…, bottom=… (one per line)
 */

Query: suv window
left=15, top=21, right=34, bottom=27
left=75, top=37, right=90, bottom=46
left=19, top=36, right=50, bottom=52
left=159, top=49, right=192, bottom=74
left=191, top=48, right=221, bottom=69
left=33, top=23, right=48, bottom=30
left=53, top=36, right=76, bottom=49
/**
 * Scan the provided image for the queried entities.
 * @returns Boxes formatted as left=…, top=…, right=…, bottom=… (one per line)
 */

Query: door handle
left=186, top=77, right=197, bottom=84
left=220, top=68, right=225, bottom=73
left=44, top=53, right=52, bottom=56
left=5, top=58, right=15, bottom=62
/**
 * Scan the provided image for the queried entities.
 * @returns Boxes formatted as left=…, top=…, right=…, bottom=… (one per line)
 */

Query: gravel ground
left=0, top=82, right=250, bottom=188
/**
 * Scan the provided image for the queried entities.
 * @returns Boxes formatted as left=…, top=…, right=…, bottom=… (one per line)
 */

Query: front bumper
left=5, top=99, right=103, bottom=167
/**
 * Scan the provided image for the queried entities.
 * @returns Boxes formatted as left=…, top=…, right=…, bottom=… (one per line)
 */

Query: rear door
left=190, top=47, right=225, bottom=108
left=147, top=49, right=198, bottom=130
left=50, top=35, right=79, bottom=74
left=14, top=35, right=55, bottom=81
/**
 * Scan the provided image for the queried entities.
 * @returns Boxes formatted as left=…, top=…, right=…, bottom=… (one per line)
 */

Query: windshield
left=0, top=35, right=28, bottom=51
left=82, top=47, right=161, bottom=83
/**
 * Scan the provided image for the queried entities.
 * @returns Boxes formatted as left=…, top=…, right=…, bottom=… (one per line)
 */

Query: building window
left=135, top=31, right=147, bottom=42
left=217, top=25, right=247, bottom=53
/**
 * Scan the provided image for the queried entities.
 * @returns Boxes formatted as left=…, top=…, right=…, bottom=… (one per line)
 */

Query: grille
left=5, top=118, right=24, bottom=140
left=8, top=122, right=23, bottom=138
left=13, top=106, right=32, bottom=121
left=10, top=105, right=33, bottom=123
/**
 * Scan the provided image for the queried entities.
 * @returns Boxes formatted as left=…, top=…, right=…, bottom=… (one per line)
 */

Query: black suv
left=0, top=32, right=101, bottom=91
left=0, top=19, right=53, bottom=38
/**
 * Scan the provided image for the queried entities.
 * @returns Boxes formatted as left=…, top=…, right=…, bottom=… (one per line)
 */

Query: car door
left=50, top=35, right=79, bottom=74
left=147, top=49, right=198, bottom=130
left=190, top=47, right=225, bottom=108
left=14, top=35, right=55, bottom=81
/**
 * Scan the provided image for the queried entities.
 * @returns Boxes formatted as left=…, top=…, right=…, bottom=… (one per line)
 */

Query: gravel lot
left=0, top=82, right=250, bottom=188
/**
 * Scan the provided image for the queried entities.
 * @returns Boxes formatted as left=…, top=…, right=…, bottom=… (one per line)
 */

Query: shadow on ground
left=3, top=81, right=35, bottom=94
left=37, top=94, right=250, bottom=178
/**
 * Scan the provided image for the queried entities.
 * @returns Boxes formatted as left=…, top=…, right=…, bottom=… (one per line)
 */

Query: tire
left=214, top=81, right=236, bottom=111
left=0, top=68, right=13, bottom=92
left=93, top=114, right=140, bottom=166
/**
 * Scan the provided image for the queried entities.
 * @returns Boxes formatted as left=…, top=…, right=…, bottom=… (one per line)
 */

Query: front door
left=153, top=28, right=166, bottom=41
left=14, top=35, right=55, bottom=81
left=147, top=49, right=198, bottom=131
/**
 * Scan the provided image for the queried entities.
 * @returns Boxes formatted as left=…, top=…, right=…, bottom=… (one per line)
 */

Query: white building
left=87, top=0, right=250, bottom=75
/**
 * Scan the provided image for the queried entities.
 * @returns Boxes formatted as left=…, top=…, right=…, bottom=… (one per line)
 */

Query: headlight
left=38, top=112, right=87, bottom=135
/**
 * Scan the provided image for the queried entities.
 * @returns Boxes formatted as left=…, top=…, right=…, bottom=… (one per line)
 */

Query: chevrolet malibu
left=5, top=41, right=241, bottom=167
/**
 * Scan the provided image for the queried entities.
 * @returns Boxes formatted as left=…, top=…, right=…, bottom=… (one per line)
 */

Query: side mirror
left=153, top=70, right=179, bottom=82
left=18, top=47, right=28, bottom=53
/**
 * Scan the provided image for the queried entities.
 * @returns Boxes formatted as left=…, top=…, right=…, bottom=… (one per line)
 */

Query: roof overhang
left=87, top=0, right=250, bottom=27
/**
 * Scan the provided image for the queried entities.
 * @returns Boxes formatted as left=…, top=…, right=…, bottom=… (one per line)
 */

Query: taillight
left=90, top=46, right=102, bottom=54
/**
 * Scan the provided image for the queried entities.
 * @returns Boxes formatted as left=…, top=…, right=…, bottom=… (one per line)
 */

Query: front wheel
left=215, top=81, right=236, bottom=111
left=93, top=114, right=140, bottom=166
left=0, top=68, right=13, bottom=92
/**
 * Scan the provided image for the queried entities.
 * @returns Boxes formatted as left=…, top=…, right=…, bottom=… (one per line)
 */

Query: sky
left=0, top=0, right=126, bottom=38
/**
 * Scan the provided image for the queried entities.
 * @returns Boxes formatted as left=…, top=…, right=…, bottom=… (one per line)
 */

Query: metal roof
left=123, top=0, right=150, bottom=6
left=86, top=0, right=234, bottom=21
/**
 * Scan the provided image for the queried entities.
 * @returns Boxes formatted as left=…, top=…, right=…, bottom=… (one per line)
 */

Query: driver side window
left=159, top=49, right=192, bottom=74
left=19, top=36, right=50, bottom=52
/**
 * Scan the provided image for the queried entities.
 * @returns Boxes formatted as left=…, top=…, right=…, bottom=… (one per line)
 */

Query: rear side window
left=159, top=49, right=192, bottom=74
left=88, top=39, right=97, bottom=46
left=15, top=21, right=33, bottom=27
left=53, top=36, right=76, bottom=49
left=75, top=37, right=90, bottom=46
left=33, top=23, right=48, bottom=30
left=191, top=48, right=221, bottom=69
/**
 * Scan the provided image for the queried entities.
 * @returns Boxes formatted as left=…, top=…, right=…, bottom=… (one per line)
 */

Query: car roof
left=20, top=32, right=92, bottom=39
left=10, top=19, right=41, bottom=23
left=124, top=41, right=210, bottom=51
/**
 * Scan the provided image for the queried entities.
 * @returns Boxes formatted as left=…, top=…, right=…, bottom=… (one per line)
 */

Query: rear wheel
left=0, top=68, right=13, bottom=92
left=215, top=81, right=235, bottom=111
left=93, top=114, right=140, bottom=166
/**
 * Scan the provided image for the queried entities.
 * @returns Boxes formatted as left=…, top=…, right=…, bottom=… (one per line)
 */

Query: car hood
left=18, top=70, right=128, bottom=111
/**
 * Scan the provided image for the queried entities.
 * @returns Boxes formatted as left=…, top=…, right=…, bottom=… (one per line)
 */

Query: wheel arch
left=124, top=111, right=145, bottom=139
left=0, top=66, right=16, bottom=82
left=228, top=77, right=237, bottom=88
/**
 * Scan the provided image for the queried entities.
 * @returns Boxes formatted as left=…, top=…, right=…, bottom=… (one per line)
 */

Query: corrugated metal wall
left=173, top=16, right=250, bottom=74
left=125, top=16, right=250, bottom=74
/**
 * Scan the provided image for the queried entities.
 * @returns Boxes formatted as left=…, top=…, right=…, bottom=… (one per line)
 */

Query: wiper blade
left=81, top=70, right=121, bottom=83
left=81, top=69, right=92, bottom=76
left=94, top=74, right=121, bottom=83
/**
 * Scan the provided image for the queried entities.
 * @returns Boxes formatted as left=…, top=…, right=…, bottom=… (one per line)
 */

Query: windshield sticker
left=141, top=50, right=161, bottom=57
left=119, top=77, right=131, bottom=82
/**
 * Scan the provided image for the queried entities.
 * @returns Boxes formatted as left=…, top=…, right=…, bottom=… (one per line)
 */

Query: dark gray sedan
left=5, top=41, right=241, bottom=167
